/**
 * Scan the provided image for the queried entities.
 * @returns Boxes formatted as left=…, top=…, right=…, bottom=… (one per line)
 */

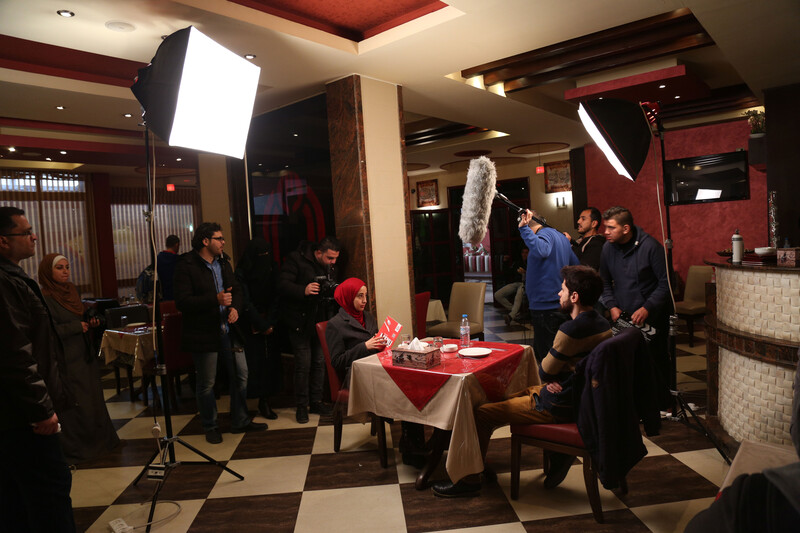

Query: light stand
left=579, top=98, right=731, bottom=464
left=131, top=124, right=243, bottom=533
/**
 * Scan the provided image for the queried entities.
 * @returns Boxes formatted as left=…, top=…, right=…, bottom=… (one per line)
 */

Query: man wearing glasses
left=174, top=222, right=267, bottom=444
left=0, top=206, right=76, bottom=531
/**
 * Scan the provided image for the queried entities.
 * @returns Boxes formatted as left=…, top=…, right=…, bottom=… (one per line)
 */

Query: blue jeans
left=192, top=333, right=250, bottom=431
left=0, top=428, right=75, bottom=532
left=530, top=309, right=568, bottom=363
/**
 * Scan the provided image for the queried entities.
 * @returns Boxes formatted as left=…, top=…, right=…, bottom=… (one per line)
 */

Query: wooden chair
left=140, top=312, right=195, bottom=408
left=316, top=321, right=388, bottom=467
left=675, top=265, right=713, bottom=347
left=414, top=291, right=431, bottom=339
left=509, top=329, right=651, bottom=523
left=426, top=282, right=486, bottom=341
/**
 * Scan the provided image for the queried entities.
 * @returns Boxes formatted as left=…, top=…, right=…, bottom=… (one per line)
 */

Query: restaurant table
left=426, top=299, right=447, bottom=323
left=719, top=439, right=797, bottom=492
left=100, top=326, right=155, bottom=377
left=348, top=340, right=538, bottom=489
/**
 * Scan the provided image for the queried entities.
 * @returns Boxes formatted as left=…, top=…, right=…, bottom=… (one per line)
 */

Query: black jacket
left=575, top=327, right=661, bottom=489
left=278, top=242, right=333, bottom=334
left=571, top=234, right=604, bottom=271
left=1, top=256, right=72, bottom=430
left=326, top=308, right=379, bottom=381
left=174, top=250, right=242, bottom=353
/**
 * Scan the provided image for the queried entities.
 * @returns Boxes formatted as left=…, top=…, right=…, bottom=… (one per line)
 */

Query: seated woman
left=38, top=253, right=120, bottom=464
left=326, top=277, right=426, bottom=467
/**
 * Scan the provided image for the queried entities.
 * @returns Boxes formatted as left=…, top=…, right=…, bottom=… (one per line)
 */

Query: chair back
left=105, top=304, right=149, bottom=328
left=414, top=291, right=431, bottom=338
left=447, top=282, right=486, bottom=325
left=316, top=321, right=342, bottom=403
left=159, top=299, right=178, bottom=316
left=160, top=312, right=194, bottom=372
left=683, top=265, right=713, bottom=302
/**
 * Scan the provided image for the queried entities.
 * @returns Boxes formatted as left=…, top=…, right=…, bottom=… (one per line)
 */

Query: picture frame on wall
left=544, top=161, right=572, bottom=193
left=416, top=179, right=439, bottom=207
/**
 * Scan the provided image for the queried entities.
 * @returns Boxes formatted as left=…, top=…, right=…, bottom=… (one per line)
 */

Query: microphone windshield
left=458, top=156, right=497, bottom=245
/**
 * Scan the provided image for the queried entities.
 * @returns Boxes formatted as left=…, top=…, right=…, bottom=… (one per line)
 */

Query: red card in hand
left=379, top=315, right=403, bottom=347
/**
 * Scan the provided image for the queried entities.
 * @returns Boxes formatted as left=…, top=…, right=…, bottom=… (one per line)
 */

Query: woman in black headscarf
left=236, top=237, right=280, bottom=419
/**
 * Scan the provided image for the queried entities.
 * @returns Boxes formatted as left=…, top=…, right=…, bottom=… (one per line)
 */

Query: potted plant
left=743, top=109, right=766, bottom=137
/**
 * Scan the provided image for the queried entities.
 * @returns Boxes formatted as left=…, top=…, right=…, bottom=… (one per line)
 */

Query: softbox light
left=578, top=98, right=652, bottom=181
left=131, top=26, right=260, bottom=159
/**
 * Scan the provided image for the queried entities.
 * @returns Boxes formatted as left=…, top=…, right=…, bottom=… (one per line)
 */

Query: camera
left=314, top=272, right=339, bottom=300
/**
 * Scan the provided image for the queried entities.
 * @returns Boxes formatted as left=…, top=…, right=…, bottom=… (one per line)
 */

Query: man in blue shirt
left=518, top=209, right=580, bottom=362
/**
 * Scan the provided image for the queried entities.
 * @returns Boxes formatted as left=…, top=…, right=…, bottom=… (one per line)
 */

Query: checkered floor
left=71, top=305, right=728, bottom=532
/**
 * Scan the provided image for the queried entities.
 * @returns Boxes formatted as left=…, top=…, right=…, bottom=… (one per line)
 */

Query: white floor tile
left=294, top=484, right=407, bottom=533
left=630, top=497, right=716, bottom=533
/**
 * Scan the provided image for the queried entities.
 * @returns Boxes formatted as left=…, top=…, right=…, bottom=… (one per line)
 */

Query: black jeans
left=529, top=309, right=568, bottom=363
left=288, top=329, right=325, bottom=407
left=0, top=427, right=76, bottom=532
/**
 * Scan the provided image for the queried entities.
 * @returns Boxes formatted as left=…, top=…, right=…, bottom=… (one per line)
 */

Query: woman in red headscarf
left=325, top=277, right=386, bottom=381
left=38, top=253, right=119, bottom=464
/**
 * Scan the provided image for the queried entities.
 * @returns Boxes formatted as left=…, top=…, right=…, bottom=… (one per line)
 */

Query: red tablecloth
left=378, top=341, right=525, bottom=410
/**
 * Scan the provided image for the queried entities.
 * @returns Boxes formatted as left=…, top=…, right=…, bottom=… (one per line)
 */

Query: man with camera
left=279, top=237, right=341, bottom=423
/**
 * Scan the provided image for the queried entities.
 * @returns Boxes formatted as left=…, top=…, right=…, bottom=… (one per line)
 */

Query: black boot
left=258, top=397, right=278, bottom=420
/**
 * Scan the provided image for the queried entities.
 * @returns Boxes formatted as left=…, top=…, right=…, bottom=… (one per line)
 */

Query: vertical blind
left=1, top=169, right=96, bottom=294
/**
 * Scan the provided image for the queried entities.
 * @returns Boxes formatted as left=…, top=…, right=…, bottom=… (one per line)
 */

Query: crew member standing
left=564, top=207, right=604, bottom=271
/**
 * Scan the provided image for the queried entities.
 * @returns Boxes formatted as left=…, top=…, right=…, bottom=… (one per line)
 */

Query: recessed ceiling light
left=659, top=84, right=667, bottom=89
left=56, top=105, right=65, bottom=110
left=674, top=95, right=681, bottom=99
left=46, top=157, right=52, bottom=161
left=292, top=133, right=299, bottom=137
left=8, top=147, right=16, bottom=152
left=105, top=20, right=135, bottom=32
left=60, top=150, right=67, bottom=155
left=176, top=158, right=182, bottom=162
left=123, top=113, right=132, bottom=118
left=285, top=165, right=289, bottom=168
left=57, top=10, right=75, bottom=18
left=244, top=54, right=256, bottom=60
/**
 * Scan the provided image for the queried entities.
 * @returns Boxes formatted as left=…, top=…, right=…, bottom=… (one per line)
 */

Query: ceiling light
left=674, top=95, right=681, bottom=99
left=659, top=84, right=666, bottom=89
left=46, top=157, right=52, bottom=161
left=8, top=147, right=16, bottom=152
left=57, top=10, right=75, bottom=18
left=56, top=105, right=65, bottom=110
left=105, top=20, right=135, bottom=32
left=292, top=133, right=299, bottom=137
left=60, top=150, right=67, bottom=155
left=123, top=113, right=133, bottom=118
left=176, top=158, right=182, bottom=161
left=244, top=54, right=256, bottom=60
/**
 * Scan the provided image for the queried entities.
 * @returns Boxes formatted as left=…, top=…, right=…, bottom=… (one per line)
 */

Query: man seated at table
left=432, top=265, right=612, bottom=497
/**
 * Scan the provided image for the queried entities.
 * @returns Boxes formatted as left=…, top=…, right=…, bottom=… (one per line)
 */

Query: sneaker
left=231, top=421, right=268, bottom=434
left=431, top=480, right=481, bottom=498
left=296, top=406, right=309, bottom=424
left=205, top=428, right=222, bottom=444
left=309, top=402, right=333, bottom=416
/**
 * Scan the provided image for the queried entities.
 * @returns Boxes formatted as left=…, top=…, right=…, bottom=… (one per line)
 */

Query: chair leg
left=686, top=316, right=695, bottom=347
left=373, top=415, right=388, bottom=468
left=477, top=332, right=485, bottom=342
left=141, top=375, right=149, bottom=407
left=333, top=407, right=343, bottom=453
left=114, top=366, right=122, bottom=396
left=582, top=456, right=604, bottom=523
left=510, top=435, right=521, bottom=500
left=126, top=367, right=136, bottom=402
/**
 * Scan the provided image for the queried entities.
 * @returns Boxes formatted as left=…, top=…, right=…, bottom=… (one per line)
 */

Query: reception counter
left=704, top=260, right=800, bottom=446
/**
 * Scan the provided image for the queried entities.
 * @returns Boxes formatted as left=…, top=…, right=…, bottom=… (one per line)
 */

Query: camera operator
left=278, top=237, right=341, bottom=423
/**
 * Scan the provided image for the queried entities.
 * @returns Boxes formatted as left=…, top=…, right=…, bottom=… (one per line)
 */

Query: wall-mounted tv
left=664, top=150, right=749, bottom=206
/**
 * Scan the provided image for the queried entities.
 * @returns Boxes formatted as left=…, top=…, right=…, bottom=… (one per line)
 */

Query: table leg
left=415, top=428, right=451, bottom=490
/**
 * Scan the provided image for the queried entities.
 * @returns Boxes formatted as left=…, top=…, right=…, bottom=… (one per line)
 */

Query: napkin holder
left=392, top=345, right=441, bottom=369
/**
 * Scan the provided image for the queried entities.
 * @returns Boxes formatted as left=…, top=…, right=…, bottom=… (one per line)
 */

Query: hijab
left=334, top=277, right=366, bottom=328
left=38, top=253, right=85, bottom=316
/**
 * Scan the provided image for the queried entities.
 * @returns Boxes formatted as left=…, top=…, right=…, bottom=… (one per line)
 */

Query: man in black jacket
left=0, top=206, right=76, bottom=532
left=279, top=237, right=341, bottom=423
left=564, top=207, right=604, bottom=271
left=174, top=222, right=266, bottom=444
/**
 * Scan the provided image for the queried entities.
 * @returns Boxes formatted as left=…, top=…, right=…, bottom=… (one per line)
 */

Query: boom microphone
left=458, top=156, right=548, bottom=245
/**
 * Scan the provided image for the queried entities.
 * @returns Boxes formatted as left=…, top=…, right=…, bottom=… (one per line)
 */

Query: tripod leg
left=173, top=437, right=244, bottom=480
left=671, top=391, right=731, bottom=465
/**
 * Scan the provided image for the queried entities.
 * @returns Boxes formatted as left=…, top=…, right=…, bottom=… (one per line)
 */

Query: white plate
left=754, top=247, right=776, bottom=256
left=458, top=347, right=491, bottom=358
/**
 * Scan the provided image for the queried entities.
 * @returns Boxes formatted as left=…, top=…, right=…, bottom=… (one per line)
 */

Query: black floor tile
left=522, top=508, right=651, bottom=532
left=188, top=493, right=302, bottom=533
left=304, top=450, right=398, bottom=490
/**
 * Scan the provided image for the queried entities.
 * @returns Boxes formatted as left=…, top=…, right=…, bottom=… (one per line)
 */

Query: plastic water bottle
left=460, top=314, right=470, bottom=348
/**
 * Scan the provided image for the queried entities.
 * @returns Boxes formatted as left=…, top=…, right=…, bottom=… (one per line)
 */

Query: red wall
left=585, top=119, right=767, bottom=288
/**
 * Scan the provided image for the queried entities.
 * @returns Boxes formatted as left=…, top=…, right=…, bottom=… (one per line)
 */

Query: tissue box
left=391, top=345, right=441, bottom=369
left=777, top=248, right=800, bottom=267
